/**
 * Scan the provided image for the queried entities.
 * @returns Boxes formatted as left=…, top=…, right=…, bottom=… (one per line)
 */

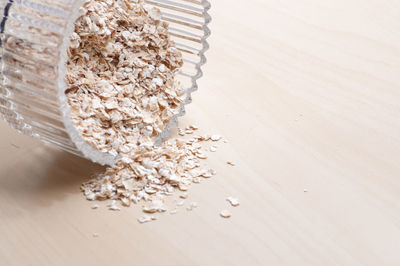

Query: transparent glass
left=0, top=0, right=211, bottom=165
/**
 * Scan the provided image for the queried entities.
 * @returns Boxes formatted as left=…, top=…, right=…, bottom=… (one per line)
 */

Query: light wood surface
left=1, top=0, right=400, bottom=265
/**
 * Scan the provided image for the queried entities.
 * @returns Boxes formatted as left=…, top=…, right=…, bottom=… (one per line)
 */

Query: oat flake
left=211, top=135, right=222, bottom=141
left=220, top=210, right=231, bottom=218
left=226, top=197, right=240, bottom=207
left=138, top=215, right=153, bottom=224
left=108, top=200, right=121, bottom=211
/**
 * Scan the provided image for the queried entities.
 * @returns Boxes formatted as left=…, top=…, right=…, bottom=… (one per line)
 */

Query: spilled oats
left=65, top=0, right=233, bottom=223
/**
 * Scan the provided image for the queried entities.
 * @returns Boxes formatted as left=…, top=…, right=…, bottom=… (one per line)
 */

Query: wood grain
left=1, top=0, right=400, bottom=265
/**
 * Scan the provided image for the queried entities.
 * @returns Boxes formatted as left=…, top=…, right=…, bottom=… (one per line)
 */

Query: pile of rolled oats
left=66, top=0, right=184, bottom=156
left=66, top=0, right=230, bottom=222
left=82, top=128, right=222, bottom=220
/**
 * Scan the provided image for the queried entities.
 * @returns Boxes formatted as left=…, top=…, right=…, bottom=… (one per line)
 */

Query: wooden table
left=1, top=0, right=400, bottom=265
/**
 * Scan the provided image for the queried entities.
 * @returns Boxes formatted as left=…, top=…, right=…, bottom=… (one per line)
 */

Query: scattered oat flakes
left=227, top=161, right=236, bottom=166
left=226, top=197, right=240, bottom=207
left=81, top=132, right=219, bottom=217
left=180, top=193, right=188, bottom=199
left=220, top=210, right=231, bottom=218
left=91, top=204, right=99, bottom=209
left=170, top=209, right=178, bottom=215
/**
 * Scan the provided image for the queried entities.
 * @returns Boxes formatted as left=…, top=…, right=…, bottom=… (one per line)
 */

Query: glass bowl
left=0, top=0, right=211, bottom=165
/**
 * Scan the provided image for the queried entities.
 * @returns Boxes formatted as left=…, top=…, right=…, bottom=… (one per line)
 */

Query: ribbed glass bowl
left=0, top=0, right=211, bottom=165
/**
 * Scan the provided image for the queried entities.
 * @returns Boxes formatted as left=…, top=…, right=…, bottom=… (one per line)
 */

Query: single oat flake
left=108, top=200, right=121, bottom=211
left=211, top=135, right=222, bottom=141
left=137, top=215, right=153, bottom=224
left=226, top=197, right=240, bottom=207
left=143, top=199, right=167, bottom=213
left=220, top=210, right=231, bottom=218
